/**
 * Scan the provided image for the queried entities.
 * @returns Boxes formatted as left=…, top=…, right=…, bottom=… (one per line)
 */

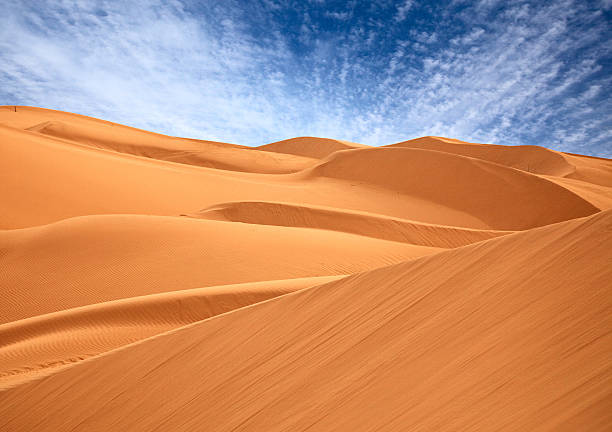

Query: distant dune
left=1, top=106, right=611, bottom=431
left=257, top=136, right=368, bottom=158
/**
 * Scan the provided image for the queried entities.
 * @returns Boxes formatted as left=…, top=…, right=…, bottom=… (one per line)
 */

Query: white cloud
left=600, top=0, right=612, bottom=9
left=451, top=28, right=485, bottom=45
left=0, top=1, right=302, bottom=143
left=325, top=11, right=352, bottom=20
left=394, top=0, right=415, bottom=23
left=0, top=0, right=609, bottom=156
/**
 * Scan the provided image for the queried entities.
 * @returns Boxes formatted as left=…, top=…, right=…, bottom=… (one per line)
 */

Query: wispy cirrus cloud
left=0, top=0, right=610, bottom=156
left=394, top=0, right=415, bottom=22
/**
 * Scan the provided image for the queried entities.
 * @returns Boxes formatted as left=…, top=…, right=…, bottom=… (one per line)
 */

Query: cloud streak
left=0, top=0, right=610, bottom=156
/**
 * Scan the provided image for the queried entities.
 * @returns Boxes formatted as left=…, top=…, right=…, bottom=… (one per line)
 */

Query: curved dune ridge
left=1, top=106, right=611, bottom=431
left=1, top=210, right=610, bottom=431
left=0, top=276, right=343, bottom=389
left=22, top=116, right=317, bottom=174
left=391, top=135, right=612, bottom=187
left=389, top=136, right=577, bottom=177
left=2, top=106, right=608, bottom=231
left=303, top=146, right=600, bottom=230
left=189, top=200, right=511, bottom=247
left=0, top=214, right=439, bottom=324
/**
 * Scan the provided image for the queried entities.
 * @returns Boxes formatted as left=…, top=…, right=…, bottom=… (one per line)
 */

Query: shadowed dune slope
left=190, top=201, right=510, bottom=247
left=542, top=175, right=612, bottom=210
left=0, top=214, right=439, bottom=323
left=257, top=136, right=368, bottom=158
left=1, top=210, right=609, bottom=431
left=0, top=276, right=343, bottom=389
left=0, top=106, right=314, bottom=173
left=303, top=147, right=599, bottom=230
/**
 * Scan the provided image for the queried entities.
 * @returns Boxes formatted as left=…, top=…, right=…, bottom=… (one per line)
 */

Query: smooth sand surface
left=1, top=106, right=611, bottom=431
left=0, top=214, right=439, bottom=324
left=0, top=276, right=344, bottom=388
left=257, top=136, right=369, bottom=158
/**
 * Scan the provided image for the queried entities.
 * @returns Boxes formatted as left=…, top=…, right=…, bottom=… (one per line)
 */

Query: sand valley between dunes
left=1, top=105, right=611, bottom=431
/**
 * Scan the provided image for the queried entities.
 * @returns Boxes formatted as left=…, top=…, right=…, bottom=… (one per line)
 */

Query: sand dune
left=0, top=214, right=439, bottom=324
left=392, top=135, right=612, bottom=187
left=2, top=106, right=315, bottom=174
left=542, top=175, right=612, bottom=210
left=1, top=106, right=611, bottom=431
left=2, top=108, right=604, bottom=231
left=0, top=276, right=342, bottom=388
left=561, top=151, right=612, bottom=187
left=1, top=209, right=609, bottom=431
left=2, top=121, right=483, bottom=229
left=257, top=136, right=368, bottom=158
left=303, top=146, right=599, bottom=229
left=190, top=200, right=510, bottom=247
left=389, top=136, right=577, bottom=176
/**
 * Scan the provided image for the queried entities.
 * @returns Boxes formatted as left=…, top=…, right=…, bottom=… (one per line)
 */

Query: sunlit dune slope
left=1, top=210, right=609, bottom=431
left=257, top=136, right=368, bottom=158
left=3, top=110, right=606, bottom=231
left=392, top=135, right=612, bottom=187
left=1, top=122, right=496, bottom=230
left=1, top=106, right=611, bottom=431
left=0, top=122, right=400, bottom=229
left=0, top=276, right=343, bottom=389
left=561, top=152, right=612, bottom=187
left=0, top=214, right=439, bottom=324
left=0, top=106, right=315, bottom=173
left=389, top=136, right=576, bottom=176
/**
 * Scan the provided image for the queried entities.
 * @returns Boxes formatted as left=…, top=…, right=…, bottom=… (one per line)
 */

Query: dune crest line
left=1, top=106, right=611, bottom=431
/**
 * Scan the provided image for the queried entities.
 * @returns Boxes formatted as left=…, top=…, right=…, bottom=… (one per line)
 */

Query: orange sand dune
left=1, top=209, right=609, bottom=431
left=389, top=136, right=577, bottom=176
left=541, top=175, right=612, bottom=210
left=0, top=106, right=315, bottom=173
left=0, top=122, right=497, bottom=230
left=190, top=200, right=510, bottom=247
left=1, top=108, right=603, bottom=231
left=0, top=122, right=403, bottom=228
left=1, top=107, right=611, bottom=431
left=303, top=146, right=599, bottom=229
left=391, top=135, right=612, bottom=187
left=257, top=136, right=368, bottom=158
left=0, top=276, right=342, bottom=388
left=561, top=151, right=612, bottom=187
left=0, top=214, right=438, bottom=323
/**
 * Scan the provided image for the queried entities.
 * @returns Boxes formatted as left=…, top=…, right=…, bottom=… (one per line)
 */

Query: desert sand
left=1, top=105, right=611, bottom=430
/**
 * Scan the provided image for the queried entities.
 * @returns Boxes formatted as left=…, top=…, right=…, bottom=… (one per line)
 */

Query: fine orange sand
left=1, top=105, right=611, bottom=431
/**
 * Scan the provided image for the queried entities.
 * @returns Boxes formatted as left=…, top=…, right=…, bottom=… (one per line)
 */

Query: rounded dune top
left=301, top=146, right=598, bottom=230
left=257, top=136, right=369, bottom=159
left=389, top=136, right=577, bottom=177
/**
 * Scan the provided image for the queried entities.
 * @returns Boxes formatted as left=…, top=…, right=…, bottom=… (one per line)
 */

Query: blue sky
left=1, top=0, right=611, bottom=156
